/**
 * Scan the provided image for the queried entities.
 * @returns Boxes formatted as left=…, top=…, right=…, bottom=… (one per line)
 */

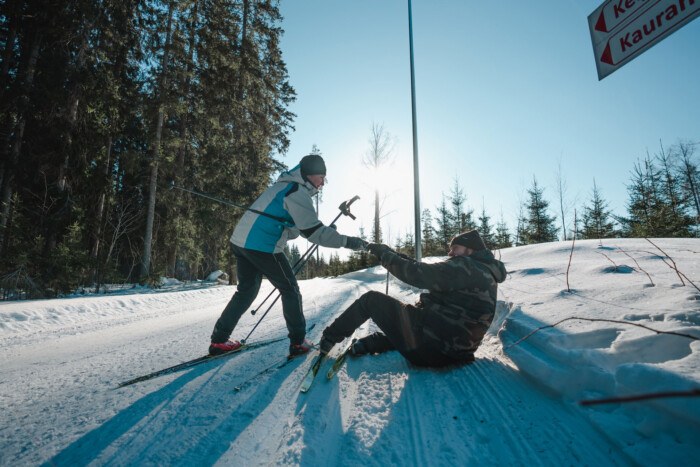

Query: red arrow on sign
left=601, top=43, right=614, bottom=64
left=595, top=10, right=609, bottom=32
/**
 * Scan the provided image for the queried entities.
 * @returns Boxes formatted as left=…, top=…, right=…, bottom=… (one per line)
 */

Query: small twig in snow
left=644, top=239, right=700, bottom=292
left=616, top=247, right=654, bottom=286
left=596, top=251, right=618, bottom=270
left=565, top=210, right=577, bottom=293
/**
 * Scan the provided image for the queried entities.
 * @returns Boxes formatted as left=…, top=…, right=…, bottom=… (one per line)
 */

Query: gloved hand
left=367, top=243, right=392, bottom=259
left=345, top=236, right=368, bottom=251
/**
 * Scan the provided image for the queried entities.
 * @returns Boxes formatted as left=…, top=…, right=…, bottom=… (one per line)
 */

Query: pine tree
left=676, top=141, right=700, bottom=230
left=580, top=180, right=616, bottom=239
left=514, top=203, right=527, bottom=246
left=420, top=208, right=439, bottom=256
left=448, top=178, right=476, bottom=234
left=434, top=195, right=452, bottom=251
left=657, top=143, right=693, bottom=236
left=478, top=205, right=495, bottom=249
left=522, top=176, right=558, bottom=244
left=494, top=213, right=513, bottom=249
left=622, top=152, right=692, bottom=237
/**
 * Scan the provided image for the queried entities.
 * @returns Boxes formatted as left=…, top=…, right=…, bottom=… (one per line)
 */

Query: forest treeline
left=0, top=2, right=698, bottom=298
left=0, top=0, right=295, bottom=297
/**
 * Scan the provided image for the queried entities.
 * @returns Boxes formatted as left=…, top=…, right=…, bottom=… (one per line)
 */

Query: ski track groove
left=394, top=358, right=429, bottom=467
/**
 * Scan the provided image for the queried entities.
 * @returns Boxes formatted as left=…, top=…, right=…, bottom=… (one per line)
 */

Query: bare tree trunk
left=90, top=137, right=112, bottom=288
left=363, top=122, right=394, bottom=244
left=141, top=1, right=175, bottom=281
left=555, top=159, right=568, bottom=241
left=0, top=31, right=41, bottom=252
left=167, top=0, right=198, bottom=278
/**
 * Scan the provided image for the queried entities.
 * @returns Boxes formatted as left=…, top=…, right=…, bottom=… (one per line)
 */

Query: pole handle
left=338, top=195, right=360, bottom=220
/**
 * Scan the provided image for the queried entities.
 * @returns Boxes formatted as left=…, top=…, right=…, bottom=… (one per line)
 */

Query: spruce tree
left=623, top=153, right=692, bottom=237
left=494, top=214, right=513, bottom=249
left=522, top=176, right=558, bottom=244
left=581, top=180, right=616, bottom=239
left=657, top=143, right=693, bottom=236
left=448, top=178, right=476, bottom=234
left=677, top=141, right=700, bottom=230
left=434, top=195, right=452, bottom=251
left=478, top=205, right=495, bottom=249
left=420, top=208, right=439, bottom=256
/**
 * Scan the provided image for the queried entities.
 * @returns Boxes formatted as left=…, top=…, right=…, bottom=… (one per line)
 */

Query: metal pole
left=408, top=0, right=422, bottom=261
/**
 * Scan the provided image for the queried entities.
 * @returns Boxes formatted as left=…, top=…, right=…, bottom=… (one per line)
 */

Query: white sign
left=589, top=0, right=700, bottom=80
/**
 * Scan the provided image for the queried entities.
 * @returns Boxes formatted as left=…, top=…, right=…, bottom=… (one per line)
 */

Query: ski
left=326, top=338, right=356, bottom=381
left=233, top=352, right=307, bottom=392
left=299, top=352, right=328, bottom=393
left=117, top=324, right=315, bottom=388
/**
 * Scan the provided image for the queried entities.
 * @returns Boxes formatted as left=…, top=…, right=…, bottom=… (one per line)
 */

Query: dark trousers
left=211, top=244, right=305, bottom=345
left=323, top=290, right=462, bottom=367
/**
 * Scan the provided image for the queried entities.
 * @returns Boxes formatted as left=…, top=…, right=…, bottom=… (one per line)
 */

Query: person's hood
left=277, top=165, right=319, bottom=195
left=471, top=249, right=507, bottom=283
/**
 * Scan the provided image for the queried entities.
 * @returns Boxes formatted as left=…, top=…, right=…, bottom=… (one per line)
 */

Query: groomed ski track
left=3, top=267, right=625, bottom=466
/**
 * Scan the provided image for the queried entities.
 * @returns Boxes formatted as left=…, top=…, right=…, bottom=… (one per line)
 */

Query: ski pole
left=241, top=195, right=360, bottom=343
left=169, top=181, right=294, bottom=226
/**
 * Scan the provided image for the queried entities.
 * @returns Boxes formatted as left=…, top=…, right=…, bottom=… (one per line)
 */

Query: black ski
left=117, top=324, right=315, bottom=388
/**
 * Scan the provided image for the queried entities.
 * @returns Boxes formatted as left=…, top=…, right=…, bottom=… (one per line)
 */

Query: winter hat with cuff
left=450, top=230, right=486, bottom=251
left=300, top=154, right=327, bottom=179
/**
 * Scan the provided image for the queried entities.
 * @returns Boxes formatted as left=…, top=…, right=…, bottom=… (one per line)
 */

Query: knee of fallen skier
left=319, top=229, right=507, bottom=367
left=208, top=154, right=367, bottom=358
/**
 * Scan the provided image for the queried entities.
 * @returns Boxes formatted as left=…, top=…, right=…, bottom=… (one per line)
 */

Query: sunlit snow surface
left=1, top=238, right=698, bottom=465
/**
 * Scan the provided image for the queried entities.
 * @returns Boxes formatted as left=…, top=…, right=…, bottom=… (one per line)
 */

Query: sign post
left=589, top=0, right=700, bottom=80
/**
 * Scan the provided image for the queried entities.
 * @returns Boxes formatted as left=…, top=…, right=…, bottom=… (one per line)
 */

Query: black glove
left=345, top=236, right=368, bottom=251
left=367, top=243, right=392, bottom=259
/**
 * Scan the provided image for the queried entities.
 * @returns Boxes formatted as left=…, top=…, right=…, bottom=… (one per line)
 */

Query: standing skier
left=319, top=230, right=506, bottom=367
left=209, top=155, right=367, bottom=357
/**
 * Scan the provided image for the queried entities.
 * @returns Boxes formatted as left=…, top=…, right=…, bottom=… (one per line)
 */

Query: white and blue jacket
left=230, top=165, right=349, bottom=254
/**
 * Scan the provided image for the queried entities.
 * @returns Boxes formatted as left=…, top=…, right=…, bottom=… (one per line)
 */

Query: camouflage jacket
left=380, top=249, right=507, bottom=361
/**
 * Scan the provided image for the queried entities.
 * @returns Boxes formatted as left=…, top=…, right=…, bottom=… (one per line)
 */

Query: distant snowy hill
left=1, top=238, right=698, bottom=465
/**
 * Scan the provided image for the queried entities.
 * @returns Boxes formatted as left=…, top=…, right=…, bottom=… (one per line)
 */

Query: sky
left=275, top=0, right=700, bottom=254
left=2, top=238, right=698, bottom=464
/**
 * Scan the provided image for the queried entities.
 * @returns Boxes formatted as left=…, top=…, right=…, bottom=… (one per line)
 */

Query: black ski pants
left=323, top=290, right=463, bottom=368
left=211, top=244, right=306, bottom=345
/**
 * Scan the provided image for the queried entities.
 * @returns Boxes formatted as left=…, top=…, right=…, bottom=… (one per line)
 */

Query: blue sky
left=277, top=0, right=700, bottom=252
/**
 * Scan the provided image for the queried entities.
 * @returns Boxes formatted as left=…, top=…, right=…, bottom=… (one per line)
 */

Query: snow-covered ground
left=1, top=238, right=698, bottom=466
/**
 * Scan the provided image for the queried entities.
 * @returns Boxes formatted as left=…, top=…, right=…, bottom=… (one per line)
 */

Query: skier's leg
left=241, top=249, right=305, bottom=345
left=267, top=252, right=306, bottom=344
left=323, top=291, right=413, bottom=348
left=323, top=291, right=461, bottom=367
left=352, top=332, right=395, bottom=355
left=210, top=246, right=262, bottom=343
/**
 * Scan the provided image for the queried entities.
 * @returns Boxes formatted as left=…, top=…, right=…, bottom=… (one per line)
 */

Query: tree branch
left=580, top=388, right=700, bottom=406
left=504, top=316, right=698, bottom=349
